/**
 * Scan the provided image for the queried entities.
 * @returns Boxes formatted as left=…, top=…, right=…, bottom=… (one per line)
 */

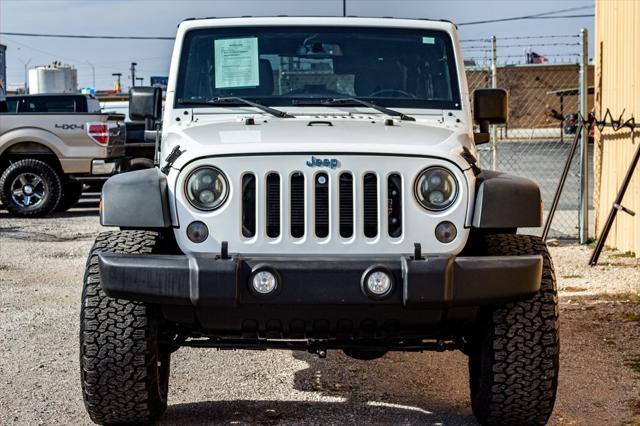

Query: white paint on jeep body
left=165, top=114, right=474, bottom=171
left=160, top=17, right=479, bottom=256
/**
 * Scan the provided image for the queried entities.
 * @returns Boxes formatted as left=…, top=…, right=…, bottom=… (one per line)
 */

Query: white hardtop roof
left=177, top=16, right=456, bottom=33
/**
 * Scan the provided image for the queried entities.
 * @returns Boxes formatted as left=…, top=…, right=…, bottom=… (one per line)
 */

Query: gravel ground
left=1, top=208, right=639, bottom=425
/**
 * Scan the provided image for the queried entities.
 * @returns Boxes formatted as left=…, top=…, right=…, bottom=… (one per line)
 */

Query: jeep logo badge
left=306, top=156, right=339, bottom=169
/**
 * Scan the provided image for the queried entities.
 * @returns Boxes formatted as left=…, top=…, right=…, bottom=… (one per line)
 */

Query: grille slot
left=246, top=169, right=394, bottom=242
left=266, top=173, right=280, bottom=238
left=363, top=173, right=378, bottom=238
left=387, top=173, right=402, bottom=238
left=290, top=172, right=305, bottom=238
left=241, top=174, right=256, bottom=238
left=339, top=173, right=354, bottom=238
left=315, top=173, right=329, bottom=238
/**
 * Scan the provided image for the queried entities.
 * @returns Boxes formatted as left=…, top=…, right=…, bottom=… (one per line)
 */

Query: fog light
left=186, top=221, right=209, bottom=243
left=250, top=268, right=279, bottom=295
left=435, top=221, right=457, bottom=243
left=361, top=266, right=394, bottom=299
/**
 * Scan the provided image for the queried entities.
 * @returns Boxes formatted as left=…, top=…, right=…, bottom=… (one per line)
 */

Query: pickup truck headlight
left=185, top=166, right=229, bottom=211
left=414, top=167, right=458, bottom=211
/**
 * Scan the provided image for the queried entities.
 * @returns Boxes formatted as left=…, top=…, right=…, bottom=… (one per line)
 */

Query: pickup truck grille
left=241, top=170, right=399, bottom=240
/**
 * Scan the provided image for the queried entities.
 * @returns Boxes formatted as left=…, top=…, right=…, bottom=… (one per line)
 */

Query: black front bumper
left=99, top=253, right=541, bottom=308
left=99, top=253, right=541, bottom=339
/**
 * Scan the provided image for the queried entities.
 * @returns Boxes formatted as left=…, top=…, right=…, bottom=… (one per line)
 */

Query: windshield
left=175, top=26, right=461, bottom=110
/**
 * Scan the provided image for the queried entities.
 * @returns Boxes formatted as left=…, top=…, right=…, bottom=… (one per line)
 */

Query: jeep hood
left=164, top=115, right=475, bottom=171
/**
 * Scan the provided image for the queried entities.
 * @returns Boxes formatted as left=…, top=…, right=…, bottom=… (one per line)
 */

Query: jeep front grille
left=241, top=170, right=401, bottom=241
left=176, top=155, right=470, bottom=256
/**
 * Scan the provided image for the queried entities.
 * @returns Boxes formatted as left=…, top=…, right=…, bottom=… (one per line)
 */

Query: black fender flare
left=472, top=170, right=542, bottom=229
left=100, top=168, right=171, bottom=228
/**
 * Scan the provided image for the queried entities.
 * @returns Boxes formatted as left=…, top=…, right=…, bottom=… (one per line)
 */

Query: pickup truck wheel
left=80, top=230, right=170, bottom=425
left=468, top=234, right=559, bottom=426
left=0, top=159, right=62, bottom=217
left=55, top=179, right=83, bottom=212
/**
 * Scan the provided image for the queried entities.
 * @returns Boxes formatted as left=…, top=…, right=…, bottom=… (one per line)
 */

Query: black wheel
left=55, top=179, right=83, bottom=212
left=468, top=234, right=559, bottom=426
left=80, top=230, right=171, bottom=424
left=0, top=159, right=62, bottom=217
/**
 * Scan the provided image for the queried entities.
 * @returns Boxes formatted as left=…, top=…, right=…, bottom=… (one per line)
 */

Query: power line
left=459, top=14, right=594, bottom=26
left=0, top=7, right=594, bottom=40
left=0, top=31, right=174, bottom=40
left=3, top=35, right=165, bottom=74
left=458, top=5, right=594, bottom=26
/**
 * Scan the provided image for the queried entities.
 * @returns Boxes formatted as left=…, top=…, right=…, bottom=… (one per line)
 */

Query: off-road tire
left=55, top=179, right=83, bottom=212
left=468, top=234, right=559, bottom=426
left=0, top=159, right=62, bottom=217
left=80, top=230, right=170, bottom=424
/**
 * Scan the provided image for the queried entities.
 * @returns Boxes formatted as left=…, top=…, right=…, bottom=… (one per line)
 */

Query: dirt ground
left=1, top=207, right=639, bottom=425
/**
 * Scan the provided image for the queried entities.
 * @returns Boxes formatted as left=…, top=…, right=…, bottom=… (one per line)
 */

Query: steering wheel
left=368, top=89, right=416, bottom=98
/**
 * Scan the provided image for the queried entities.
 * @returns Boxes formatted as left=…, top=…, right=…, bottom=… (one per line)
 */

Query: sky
left=0, top=0, right=595, bottom=90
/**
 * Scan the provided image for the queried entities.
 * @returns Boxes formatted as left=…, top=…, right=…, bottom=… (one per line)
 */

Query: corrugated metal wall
left=594, top=0, right=640, bottom=256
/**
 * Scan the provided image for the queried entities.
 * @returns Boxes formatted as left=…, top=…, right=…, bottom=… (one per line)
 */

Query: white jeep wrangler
left=80, top=17, right=558, bottom=425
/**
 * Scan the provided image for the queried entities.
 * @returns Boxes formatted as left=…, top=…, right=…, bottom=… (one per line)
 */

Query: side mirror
left=473, top=88, right=508, bottom=144
left=129, top=87, right=162, bottom=123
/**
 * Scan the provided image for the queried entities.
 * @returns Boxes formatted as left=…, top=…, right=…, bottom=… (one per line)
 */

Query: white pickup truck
left=81, top=17, right=558, bottom=425
left=0, top=93, right=150, bottom=217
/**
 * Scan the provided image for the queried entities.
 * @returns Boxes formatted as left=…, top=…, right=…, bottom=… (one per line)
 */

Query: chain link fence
left=462, top=34, right=593, bottom=239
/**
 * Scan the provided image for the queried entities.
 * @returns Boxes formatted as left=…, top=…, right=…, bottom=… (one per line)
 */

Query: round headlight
left=185, top=166, right=229, bottom=211
left=414, top=167, right=458, bottom=211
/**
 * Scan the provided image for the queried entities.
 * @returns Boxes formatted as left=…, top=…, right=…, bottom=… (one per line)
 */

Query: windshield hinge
left=161, top=145, right=184, bottom=175
left=461, top=147, right=481, bottom=176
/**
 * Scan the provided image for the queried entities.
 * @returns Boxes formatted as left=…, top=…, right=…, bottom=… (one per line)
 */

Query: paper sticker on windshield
left=214, top=37, right=259, bottom=88
left=422, top=36, right=436, bottom=45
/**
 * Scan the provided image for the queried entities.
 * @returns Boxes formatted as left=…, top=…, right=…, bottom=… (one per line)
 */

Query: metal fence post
left=578, top=28, right=589, bottom=243
left=491, top=35, right=498, bottom=170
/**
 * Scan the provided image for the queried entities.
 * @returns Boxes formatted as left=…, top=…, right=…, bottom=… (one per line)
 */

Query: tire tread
left=470, top=234, right=559, bottom=426
left=80, top=230, right=168, bottom=424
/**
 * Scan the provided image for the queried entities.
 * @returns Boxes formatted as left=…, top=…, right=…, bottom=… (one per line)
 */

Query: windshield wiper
left=319, top=97, right=415, bottom=121
left=177, top=97, right=294, bottom=118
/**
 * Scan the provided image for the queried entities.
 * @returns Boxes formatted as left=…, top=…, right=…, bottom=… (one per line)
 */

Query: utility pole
left=343, top=0, right=346, bottom=16
left=130, top=62, right=137, bottom=87
left=19, top=58, right=32, bottom=93
left=490, top=35, right=498, bottom=170
left=578, top=28, right=589, bottom=244
left=112, top=73, right=122, bottom=93
left=87, top=61, right=96, bottom=89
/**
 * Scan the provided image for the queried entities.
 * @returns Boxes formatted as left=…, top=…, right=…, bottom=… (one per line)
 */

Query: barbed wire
left=465, top=53, right=581, bottom=61
left=461, top=34, right=580, bottom=43
left=463, top=42, right=580, bottom=51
